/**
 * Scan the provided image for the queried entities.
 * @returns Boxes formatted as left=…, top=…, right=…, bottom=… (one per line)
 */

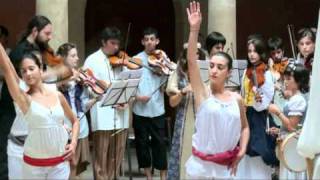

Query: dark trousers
left=133, top=113, right=167, bottom=170
left=0, top=112, right=15, bottom=180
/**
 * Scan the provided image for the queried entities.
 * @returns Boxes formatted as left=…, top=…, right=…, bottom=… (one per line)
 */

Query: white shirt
left=63, top=82, right=89, bottom=139
left=83, top=49, right=129, bottom=131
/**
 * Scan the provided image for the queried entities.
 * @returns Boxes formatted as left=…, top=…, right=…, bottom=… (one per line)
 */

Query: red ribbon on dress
left=192, top=146, right=239, bottom=166
left=23, top=154, right=66, bottom=167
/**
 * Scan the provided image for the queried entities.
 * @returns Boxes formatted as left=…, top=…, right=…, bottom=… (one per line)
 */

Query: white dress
left=185, top=95, right=241, bottom=179
left=23, top=93, right=68, bottom=159
left=279, top=93, right=307, bottom=179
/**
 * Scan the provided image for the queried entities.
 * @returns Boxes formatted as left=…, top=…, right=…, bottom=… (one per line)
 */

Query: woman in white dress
left=0, top=43, right=79, bottom=179
left=268, top=64, right=310, bottom=179
left=185, top=2, right=250, bottom=179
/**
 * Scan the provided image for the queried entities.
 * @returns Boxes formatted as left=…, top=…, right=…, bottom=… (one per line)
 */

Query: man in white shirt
left=83, top=26, right=129, bottom=179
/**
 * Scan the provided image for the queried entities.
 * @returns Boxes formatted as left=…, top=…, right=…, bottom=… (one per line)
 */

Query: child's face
left=270, top=48, right=284, bottom=62
left=298, top=36, right=315, bottom=58
left=102, top=38, right=120, bottom=56
left=209, top=43, right=224, bottom=57
left=284, top=74, right=298, bottom=92
left=141, top=34, right=159, bottom=53
left=248, top=43, right=261, bottom=65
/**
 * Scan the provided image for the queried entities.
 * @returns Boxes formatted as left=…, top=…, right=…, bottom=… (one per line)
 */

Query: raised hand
left=186, top=1, right=202, bottom=31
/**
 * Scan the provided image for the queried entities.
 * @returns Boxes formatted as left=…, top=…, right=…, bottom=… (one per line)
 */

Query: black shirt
left=0, top=40, right=39, bottom=134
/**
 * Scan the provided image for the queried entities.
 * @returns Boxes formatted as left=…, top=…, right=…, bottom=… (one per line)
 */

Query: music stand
left=225, top=60, right=247, bottom=89
left=99, top=78, right=140, bottom=180
left=197, top=59, right=247, bottom=89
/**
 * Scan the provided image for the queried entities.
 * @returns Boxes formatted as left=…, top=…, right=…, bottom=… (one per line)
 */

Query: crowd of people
left=0, top=1, right=316, bottom=179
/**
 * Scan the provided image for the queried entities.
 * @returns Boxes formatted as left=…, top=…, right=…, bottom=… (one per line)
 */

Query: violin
left=272, top=57, right=289, bottom=74
left=246, top=62, right=267, bottom=89
left=78, top=68, right=109, bottom=95
left=109, top=51, right=142, bottom=70
left=42, top=47, right=63, bottom=67
left=148, top=49, right=177, bottom=75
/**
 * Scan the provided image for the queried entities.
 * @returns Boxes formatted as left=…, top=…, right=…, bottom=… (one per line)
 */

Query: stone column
left=68, top=0, right=87, bottom=63
left=36, top=0, right=69, bottom=51
left=208, top=0, right=237, bottom=58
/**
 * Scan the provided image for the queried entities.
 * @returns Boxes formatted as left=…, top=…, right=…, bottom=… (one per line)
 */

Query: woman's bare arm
left=186, top=1, right=208, bottom=109
left=0, top=43, right=29, bottom=113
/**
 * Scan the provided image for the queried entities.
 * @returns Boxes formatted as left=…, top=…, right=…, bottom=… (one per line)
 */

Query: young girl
left=237, top=37, right=278, bottom=179
left=296, top=28, right=316, bottom=72
left=185, top=2, right=249, bottom=178
left=0, top=43, right=79, bottom=179
left=268, top=64, right=309, bottom=179
left=56, top=43, right=91, bottom=179
left=166, top=43, right=206, bottom=179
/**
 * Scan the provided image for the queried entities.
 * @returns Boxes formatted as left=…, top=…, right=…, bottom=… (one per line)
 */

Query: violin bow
left=122, top=22, right=132, bottom=64
left=288, top=24, right=297, bottom=60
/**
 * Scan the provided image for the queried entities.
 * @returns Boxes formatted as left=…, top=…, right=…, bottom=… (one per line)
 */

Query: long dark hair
left=247, top=38, right=267, bottom=68
left=19, top=15, right=51, bottom=43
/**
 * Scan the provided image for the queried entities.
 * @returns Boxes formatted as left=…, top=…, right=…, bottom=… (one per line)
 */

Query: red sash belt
left=23, top=154, right=66, bottom=167
left=192, top=146, right=239, bottom=166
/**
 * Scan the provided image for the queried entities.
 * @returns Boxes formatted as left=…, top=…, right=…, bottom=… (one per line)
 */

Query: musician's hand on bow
left=187, top=1, right=202, bottom=31
left=70, top=69, right=81, bottom=82
left=267, top=127, right=280, bottom=136
left=114, top=103, right=128, bottom=110
left=136, top=95, right=150, bottom=103
left=253, top=88, right=263, bottom=103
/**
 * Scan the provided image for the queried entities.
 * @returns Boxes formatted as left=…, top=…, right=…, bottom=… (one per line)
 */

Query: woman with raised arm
left=184, top=2, right=249, bottom=179
left=0, top=43, right=79, bottom=179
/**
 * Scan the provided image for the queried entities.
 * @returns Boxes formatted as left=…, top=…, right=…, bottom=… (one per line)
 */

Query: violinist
left=267, top=36, right=289, bottom=92
left=237, top=37, right=278, bottom=179
left=296, top=28, right=316, bottom=72
left=83, top=26, right=129, bottom=179
left=56, top=43, right=92, bottom=179
left=132, top=27, right=168, bottom=180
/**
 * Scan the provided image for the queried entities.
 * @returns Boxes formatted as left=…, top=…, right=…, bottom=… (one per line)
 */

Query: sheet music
left=197, top=59, right=247, bottom=87
left=117, top=69, right=143, bottom=80
left=100, top=78, right=140, bottom=107
left=225, top=60, right=247, bottom=87
left=197, top=60, right=209, bottom=83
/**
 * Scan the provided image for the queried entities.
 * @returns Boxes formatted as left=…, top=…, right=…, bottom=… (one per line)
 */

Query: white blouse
left=23, top=93, right=68, bottom=159
left=185, top=95, right=241, bottom=178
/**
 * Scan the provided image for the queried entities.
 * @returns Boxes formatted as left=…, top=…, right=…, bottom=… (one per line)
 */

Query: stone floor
left=78, top=135, right=162, bottom=180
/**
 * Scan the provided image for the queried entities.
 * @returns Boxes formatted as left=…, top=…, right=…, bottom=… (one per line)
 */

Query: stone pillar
left=208, top=0, right=237, bottom=58
left=68, top=0, right=87, bottom=64
left=173, top=0, right=208, bottom=61
left=36, top=0, right=68, bottom=51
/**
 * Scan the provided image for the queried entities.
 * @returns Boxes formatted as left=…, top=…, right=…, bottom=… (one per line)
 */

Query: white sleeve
left=253, top=71, right=274, bottom=112
left=288, top=95, right=307, bottom=116
left=80, top=88, right=90, bottom=112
